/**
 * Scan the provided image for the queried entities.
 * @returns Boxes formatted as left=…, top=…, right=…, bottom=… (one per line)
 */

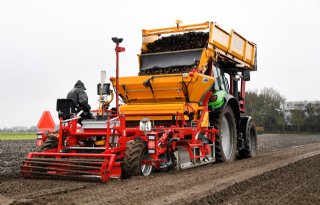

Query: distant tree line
left=296, top=103, right=320, bottom=132
left=246, top=88, right=320, bottom=133
left=0, top=126, right=38, bottom=133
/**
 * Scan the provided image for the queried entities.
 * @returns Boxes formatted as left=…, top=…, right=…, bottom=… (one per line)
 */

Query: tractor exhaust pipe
left=112, top=37, right=125, bottom=116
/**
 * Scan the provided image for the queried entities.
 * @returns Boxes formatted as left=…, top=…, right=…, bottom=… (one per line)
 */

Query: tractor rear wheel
left=212, top=105, right=237, bottom=162
left=239, top=120, right=257, bottom=158
left=37, top=136, right=58, bottom=152
left=122, top=139, right=153, bottom=178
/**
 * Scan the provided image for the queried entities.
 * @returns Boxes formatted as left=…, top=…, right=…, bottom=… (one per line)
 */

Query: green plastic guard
left=208, top=90, right=227, bottom=109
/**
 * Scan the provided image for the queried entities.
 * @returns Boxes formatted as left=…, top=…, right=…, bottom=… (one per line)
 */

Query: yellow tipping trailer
left=140, top=21, right=257, bottom=74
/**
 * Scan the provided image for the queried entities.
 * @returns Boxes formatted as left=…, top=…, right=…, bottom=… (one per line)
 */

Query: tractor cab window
left=212, top=64, right=230, bottom=93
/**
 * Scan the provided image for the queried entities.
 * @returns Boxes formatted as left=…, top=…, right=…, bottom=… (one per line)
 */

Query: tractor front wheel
left=239, top=120, right=257, bottom=158
left=122, top=139, right=153, bottom=178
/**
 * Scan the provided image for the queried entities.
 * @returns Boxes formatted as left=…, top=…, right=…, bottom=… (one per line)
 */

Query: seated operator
left=67, top=80, right=95, bottom=119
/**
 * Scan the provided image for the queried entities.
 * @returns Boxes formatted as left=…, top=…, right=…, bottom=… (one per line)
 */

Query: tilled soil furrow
left=18, top=142, right=320, bottom=205
left=191, top=153, right=320, bottom=205
left=151, top=144, right=320, bottom=205
left=1, top=135, right=320, bottom=205
left=16, top=182, right=96, bottom=199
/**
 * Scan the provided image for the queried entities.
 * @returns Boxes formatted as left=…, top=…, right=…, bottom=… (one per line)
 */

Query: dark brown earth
left=1, top=134, right=320, bottom=205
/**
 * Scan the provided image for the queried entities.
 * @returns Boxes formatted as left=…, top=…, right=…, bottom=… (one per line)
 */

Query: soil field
left=1, top=134, right=320, bottom=205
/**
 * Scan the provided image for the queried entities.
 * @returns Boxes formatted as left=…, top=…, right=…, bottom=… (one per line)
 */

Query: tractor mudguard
left=211, top=93, right=240, bottom=122
left=223, top=94, right=240, bottom=118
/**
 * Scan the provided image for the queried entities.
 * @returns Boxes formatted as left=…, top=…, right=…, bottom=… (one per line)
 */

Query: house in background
left=283, top=101, right=320, bottom=125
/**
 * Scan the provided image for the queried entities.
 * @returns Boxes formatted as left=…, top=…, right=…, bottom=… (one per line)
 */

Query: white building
left=283, top=101, right=320, bottom=125
left=284, top=101, right=320, bottom=111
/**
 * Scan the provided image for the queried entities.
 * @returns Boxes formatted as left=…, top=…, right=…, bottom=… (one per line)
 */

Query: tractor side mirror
left=243, top=70, right=250, bottom=81
left=97, top=83, right=111, bottom=95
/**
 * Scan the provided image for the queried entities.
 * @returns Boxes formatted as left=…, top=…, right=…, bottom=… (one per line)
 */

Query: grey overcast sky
left=0, top=0, right=320, bottom=128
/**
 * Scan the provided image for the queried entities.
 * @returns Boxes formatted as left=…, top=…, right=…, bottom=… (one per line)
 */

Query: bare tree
left=291, top=109, right=305, bottom=132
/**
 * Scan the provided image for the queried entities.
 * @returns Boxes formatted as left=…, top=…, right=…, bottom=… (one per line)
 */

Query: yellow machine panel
left=210, top=23, right=230, bottom=51
left=112, top=72, right=214, bottom=104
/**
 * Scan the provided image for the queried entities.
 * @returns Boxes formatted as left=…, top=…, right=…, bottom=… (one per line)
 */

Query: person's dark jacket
left=67, top=80, right=91, bottom=113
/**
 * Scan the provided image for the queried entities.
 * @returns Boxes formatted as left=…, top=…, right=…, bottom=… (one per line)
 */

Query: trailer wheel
left=212, top=105, right=237, bottom=162
left=122, top=139, right=153, bottom=178
left=37, top=136, right=58, bottom=152
left=239, top=120, right=257, bottom=158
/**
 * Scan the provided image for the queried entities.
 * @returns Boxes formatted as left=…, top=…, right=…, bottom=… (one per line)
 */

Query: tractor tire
left=212, top=105, right=237, bottom=162
left=121, top=139, right=153, bottom=178
left=33, top=136, right=58, bottom=172
left=37, top=136, right=58, bottom=152
left=239, top=120, right=257, bottom=158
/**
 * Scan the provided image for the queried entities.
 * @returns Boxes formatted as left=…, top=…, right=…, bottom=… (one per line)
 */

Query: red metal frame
left=114, top=41, right=125, bottom=116
left=228, top=73, right=246, bottom=113
left=23, top=92, right=218, bottom=183
left=22, top=45, right=220, bottom=183
left=239, top=78, right=246, bottom=113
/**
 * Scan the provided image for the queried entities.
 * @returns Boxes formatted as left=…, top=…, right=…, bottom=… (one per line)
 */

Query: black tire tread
left=239, top=120, right=257, bottom=158
left=122, top=139, right=147, bottom=178
left=212, top=105, right=237, bottom=162
left=37, top=136, right=58, bottom=152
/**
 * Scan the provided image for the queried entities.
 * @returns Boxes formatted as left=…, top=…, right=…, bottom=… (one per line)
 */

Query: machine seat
left=56, top=98, right=77, bottom=120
